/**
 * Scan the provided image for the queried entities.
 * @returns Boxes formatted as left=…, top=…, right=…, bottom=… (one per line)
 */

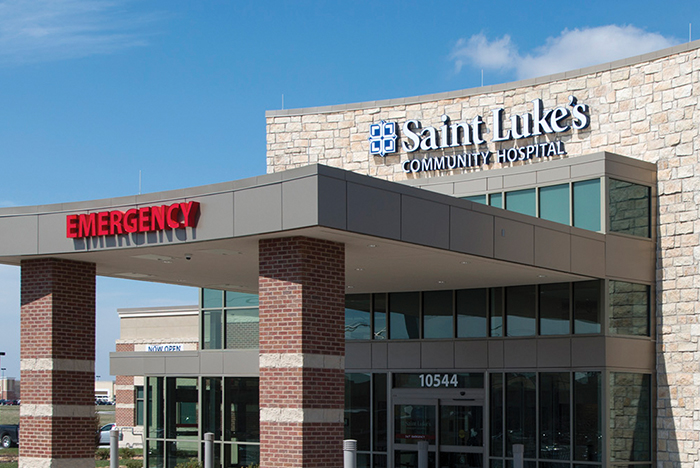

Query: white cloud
left=450, top=25, right=679, bottom=80
left=450, top=34, right=518, bottom=73
left=0, top=0, right=162, bottom=64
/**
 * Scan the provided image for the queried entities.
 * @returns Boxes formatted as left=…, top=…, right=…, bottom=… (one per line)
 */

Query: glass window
left=456, top=288, right=487, bottom=338
left=223, top=443, right=259, bottom=468
left=573, top=281, right=601, bottom=334
left=166, top=440, right=198, bottom=468
left=442, top=452, right=483, bottom=468
left=166, top=378, right=198, bottom=440
left=147, top=440, right=164, bottom=468
left=202, top=378, right=222, bottom=439
left=202, top=288, right=223, bottom=309
left=609, top=281, right=650, bottom=336
left=540, top=283, right=570, bottom=335
left=394, top=403, right=436, bottom=445
left=505, top=188, right=536, bottom=216
left=147, top=377, right=164, bottom=439
left=202, top=310, right=222, bottom=349
left=135, top=386, right=145, bottom=426
left=373, top=294, right=387, bottom=340
left=506, top=285, right=536, bottom=336
left=389, top=292, right=420, bottom=339
left=609, top=179, right=651, bottom=238
left=539, top=373, right=570, bottom=460
left=373, top=373, right=388, bottom=452
left=225, top=308, right=259, bottom=349
left=356, top=454, right=370, bottom=468
left=224, top=377, right=259, bottom=443
left=489, top=374, right=503, bottom=457
left=345, top=373, right=371, bottom=451
left=440, top=404, right=483, bottom=446
left=373, top=454, right=387, bottom=468
left=573, top=179, right=601, bottom=231
left=346, top=294, right=372, bottom=340
left=463, top=194, right=487, bottom=205
left=574, top=372, right=601, bottom=462
left=423, top=290, right=453, bottom=339
left=505, top=373, right=537, bottom=458
left=609, top=373, right=651, bottom=462
left=539, top=184, right=570, bottom=225
left=490, top=288, right=503, bottom=337
left=489, top=192, right=503, bottom=209
left=225, top=291, right=259, bottom=308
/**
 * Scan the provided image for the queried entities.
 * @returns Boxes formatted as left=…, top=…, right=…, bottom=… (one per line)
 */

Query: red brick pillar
left=258, top=237, right=345, bottom=468
left=20, top=258, right=96, bottom=468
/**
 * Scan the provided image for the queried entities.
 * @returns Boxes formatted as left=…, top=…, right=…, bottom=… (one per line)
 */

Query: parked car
left=0, top=424, right=19, bottom=448
left=97, top=423, right=117, bottom=446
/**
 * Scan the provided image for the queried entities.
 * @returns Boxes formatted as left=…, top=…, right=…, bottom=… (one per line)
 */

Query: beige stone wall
left=120, top=314, right=199, bottom=341
left=267, top=44, right=700, bottom=467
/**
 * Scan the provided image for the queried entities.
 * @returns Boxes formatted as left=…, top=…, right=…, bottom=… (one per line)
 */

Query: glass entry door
left=439, top=402, right=483, bottom=468
left=393, top=396, right=484, bottom=468
left=394, top=399, right=438, bottom=467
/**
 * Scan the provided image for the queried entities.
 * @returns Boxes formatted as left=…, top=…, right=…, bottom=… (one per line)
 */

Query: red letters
left=167, top=204, right=180, bottom=229
left=97, top=212, right=109, bottom=236
left=78, top=213, right=97, bottom=238
left=66, top=215, right=79, bottom=238
left=181, top=201, right=199, bottom=227
left=110, top=211, right=124, bottom=235
left=151, top=205, right=166, bottom=231
left=138, top=207, right=151, bottom=232
left=124, top=209, right=138, bottom=233
left=66, top=201, right=200, bottom=239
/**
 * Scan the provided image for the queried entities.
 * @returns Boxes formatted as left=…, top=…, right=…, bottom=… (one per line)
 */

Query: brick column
left=20, top=258, right=96, bottom=468
left=115, top=344, right=136, bottom=427
left=258, top=237, right=345, bottom=468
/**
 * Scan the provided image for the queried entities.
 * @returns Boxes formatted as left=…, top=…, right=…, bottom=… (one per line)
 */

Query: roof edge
left=266, top=39, right=700, bottom=118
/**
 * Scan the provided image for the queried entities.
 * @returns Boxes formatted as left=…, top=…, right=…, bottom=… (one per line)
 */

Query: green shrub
left=125, top=460, right=143, bottom=468
left=95, top=448, right=110, bottom=460
left=119, top=447, right=137, bottom=459
left=174, top=458, right=202, bottom=468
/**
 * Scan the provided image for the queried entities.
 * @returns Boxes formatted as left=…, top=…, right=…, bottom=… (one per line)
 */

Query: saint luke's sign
left=369, top=96, right=590, bottom=174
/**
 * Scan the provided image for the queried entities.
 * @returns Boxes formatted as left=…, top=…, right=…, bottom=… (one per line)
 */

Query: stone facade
left=266, top=42, right=700, bottom=468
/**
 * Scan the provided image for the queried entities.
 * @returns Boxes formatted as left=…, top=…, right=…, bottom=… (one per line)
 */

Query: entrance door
left=393, top=393, right=484, bottom=468
left=393, top=398, right=438, bottom=468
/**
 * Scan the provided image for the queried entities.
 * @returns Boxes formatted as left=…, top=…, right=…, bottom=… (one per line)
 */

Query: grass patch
left=96, top=405, right=116, bottom=426
left=0, top=407, right=19, bottom=426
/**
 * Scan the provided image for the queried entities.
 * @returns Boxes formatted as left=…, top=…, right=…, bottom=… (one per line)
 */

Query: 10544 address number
left=418, top=373, right=458, bottom=388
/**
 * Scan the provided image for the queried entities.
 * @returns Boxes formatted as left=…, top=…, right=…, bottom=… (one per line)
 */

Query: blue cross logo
left=369, top=120, right=397, bottom=157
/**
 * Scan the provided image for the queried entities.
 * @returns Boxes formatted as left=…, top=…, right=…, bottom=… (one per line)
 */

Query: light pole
left=0, top=352, right=4, bottom=402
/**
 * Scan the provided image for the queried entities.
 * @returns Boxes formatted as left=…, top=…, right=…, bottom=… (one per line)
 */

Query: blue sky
left=0, top=0, right=696, bottom=380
